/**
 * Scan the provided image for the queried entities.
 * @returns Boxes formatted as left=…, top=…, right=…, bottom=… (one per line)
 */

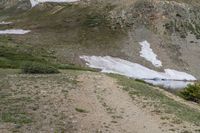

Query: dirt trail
left=69, top=72, right=166, bottom=133
left=1, top=71, right=199, bottom=133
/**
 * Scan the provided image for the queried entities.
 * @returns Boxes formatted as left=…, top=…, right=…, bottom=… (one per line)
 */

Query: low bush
left=21, top=62, right=59, bottom=74
left=180, top=83, right=200, bottom=103
left=57, top=64, right=98, bottom=72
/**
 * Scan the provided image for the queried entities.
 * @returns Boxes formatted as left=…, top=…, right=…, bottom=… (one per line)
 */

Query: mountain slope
left=1, top=1, right=200, bottom=133
left=0, top=0, right=200, bottom=79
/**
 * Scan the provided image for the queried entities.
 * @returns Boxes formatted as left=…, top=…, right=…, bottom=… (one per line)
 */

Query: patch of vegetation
left=0, top=45, right=98, bottom=72
left=180, top=83, right=200, bottom=103
left=21, top=61, right=59, bottom=74
left=0, top=36, right=12, bottom=43
left=109, top=74, right=200, bottom=125
left=2, top=112, right=32, bottom=124
left=57, top=64, right=98, bottom=72
left=135, top=79, right=147, bottom=84
left=0, top=80, right=33, bottom=125
left=83, top=14, right=107, bottom=27
left=0, top=45, right=49, bottom=68
left=75, top=108, right=88, bottom=113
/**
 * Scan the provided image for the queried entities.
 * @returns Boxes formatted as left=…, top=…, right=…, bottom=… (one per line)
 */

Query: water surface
left=144, top=79, right=194, bottom=90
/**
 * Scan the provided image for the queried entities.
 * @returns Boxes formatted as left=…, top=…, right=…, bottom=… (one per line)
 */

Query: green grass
left=109, top=74, right=200, bottom=125
left=2, top=112, right=32, bottom=124
left=21, top=61, right=59, bottom=74
left=83, top=13, right=107, bottom=28
left=0, top=80, right=33, bottom=125
left=0, top=45, right=50, bottom=69
left=56, top=64, right=98, bottom=72
left=0, top=45, right=97, bottom=72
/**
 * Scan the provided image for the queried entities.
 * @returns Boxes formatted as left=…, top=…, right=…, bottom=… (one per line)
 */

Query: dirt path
left=69, top=72, right=166, bottom=133
left=1, top=71, right=199, bottom=133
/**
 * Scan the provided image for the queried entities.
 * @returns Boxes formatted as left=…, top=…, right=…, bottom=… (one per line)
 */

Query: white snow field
left=0, top=29, right=31, bottom=35
left=80, top=56, right=196, bottom=81
left=30, top=0, right=79, bottom=7
left=80, top=56, right=196, bottom=89
left=139, top=40, right=162, bottom=67
left=0, top=21, right=12, bottom=25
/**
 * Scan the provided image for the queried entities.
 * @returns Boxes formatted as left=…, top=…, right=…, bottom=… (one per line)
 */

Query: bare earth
left=72, top=72, right=199, bottom=133
left=72, top=73, right=163, bottom=133
left=0, top=70, right=199, bottom=133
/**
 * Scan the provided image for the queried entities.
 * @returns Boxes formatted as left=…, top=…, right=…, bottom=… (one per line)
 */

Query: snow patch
left=139, top=40, right=162, bottom=67
left=30, top=0, right=79, bottom=7
left=0, top=29, right=31, bottom=35
left=0, top=21, right=13, bottom=25
left=80, top=56, right=196, bottom=81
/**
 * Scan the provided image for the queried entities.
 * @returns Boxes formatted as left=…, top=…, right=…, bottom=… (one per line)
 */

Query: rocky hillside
left=107, top=0, right=200, bottom=78
left=0, top=0, right=30, bottom=10
left=1, top=0, right=200, bottom=78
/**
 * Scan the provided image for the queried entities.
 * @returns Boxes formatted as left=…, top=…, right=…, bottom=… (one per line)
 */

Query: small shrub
left=57, top=64, right=98, bottom=72
left=75, top=108, right=88, bottom=113
left=180, top=83, right=200, bottom=103
left=21, top=62, right=59, bottom=74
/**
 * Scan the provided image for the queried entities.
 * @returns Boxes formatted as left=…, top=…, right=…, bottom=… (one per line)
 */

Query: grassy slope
left=0, top=3, right=126, bottom=65
left=0, top=69, right=79, bottom=132
left=0, top=36, right=97, bottom=71
left=0, top=44, right=50, bottom=68
left=109, top=74, right=200, bottom=126
left=0, top=32, right=60, bottom=69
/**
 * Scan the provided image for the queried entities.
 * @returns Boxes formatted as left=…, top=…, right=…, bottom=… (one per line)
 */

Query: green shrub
left=57, top=63, right=98, bottom=72
left=21, top=62, right=59, bottom=74
left=180, top=83, right=200, bottom=103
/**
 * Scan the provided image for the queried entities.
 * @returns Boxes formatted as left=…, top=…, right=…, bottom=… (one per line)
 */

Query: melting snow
left=145, top=80, right=194, bottom=89
left=139, top=40, right=162, bottom=67
left=0, top=29, right=31, bottom=35
left=30, top=0, right=79, bottom=7
left=80, top=56, right=196, bottom=81
left=0, top=21, right=12, bottom=25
